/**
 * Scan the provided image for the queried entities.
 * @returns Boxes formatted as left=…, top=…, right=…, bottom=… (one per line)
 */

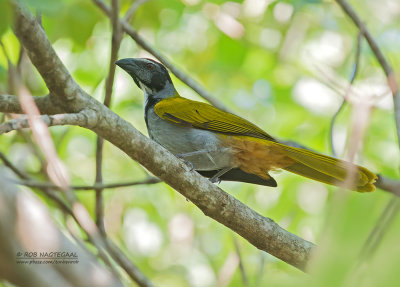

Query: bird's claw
left=176, top=154, right=194, bottom=171
left=209, top=177, right=221, bottom=184
left=183, top=160, right=194, bottom=171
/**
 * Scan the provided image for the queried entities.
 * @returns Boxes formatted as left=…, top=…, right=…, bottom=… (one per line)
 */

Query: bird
left=115, top=57, right=377, bottom=192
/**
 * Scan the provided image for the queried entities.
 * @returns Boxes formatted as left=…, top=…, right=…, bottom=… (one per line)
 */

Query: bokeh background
left=1, top=0, right=400, bottom=286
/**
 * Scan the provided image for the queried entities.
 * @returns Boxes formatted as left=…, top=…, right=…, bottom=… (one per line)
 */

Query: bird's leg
left=209, top=167, right=233, bottom=184
left=175, top=149, right=214, bottom=171
left=175, top=149, right=211, bottom=158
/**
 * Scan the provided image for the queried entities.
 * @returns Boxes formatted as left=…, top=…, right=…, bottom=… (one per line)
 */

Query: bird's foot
left=208, top=167, right=232, bottom=184
left=176, top=154, right=194, bottom=171
left=209, top=176, right=221, bottom=184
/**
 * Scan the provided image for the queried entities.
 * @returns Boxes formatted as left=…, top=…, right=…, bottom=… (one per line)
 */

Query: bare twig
left=95, top=137, right=106, bottom=234
left=123, top=0, right=150, bottom=22
left=11, top=177, right=161, bottom=190
left=104, top=0, right=122, bottom=108
left=335, top=0, right=400, bottom=147
left=0, top=112, right=94, bottom=135
left=360, top=198, right=400, bottom=261
left=1, top=151, right=153, bottom=287
left=335, top=0, right=400, bottom=264
left=254, top=253, right=266, bottom=287
left=94, top=0, right=124, bottom=235
left=329, top=32, right=362, bottom=156
left=0, top=152, right=29, bottom=179
left=233, top=236, right=249, bottom=287
left=92, top=0, right=229, bottom=112
left=375, top=175, right=400, bottom=196
left=0, top=175, right=124, bottom=287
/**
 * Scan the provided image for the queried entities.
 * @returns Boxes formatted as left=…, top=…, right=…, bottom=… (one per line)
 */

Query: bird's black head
left=115, top=58, right=174, bottom=95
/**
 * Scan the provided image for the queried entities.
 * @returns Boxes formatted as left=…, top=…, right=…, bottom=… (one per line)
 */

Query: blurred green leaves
left=43, top=0, right=103, bottom=49
left=0, top=0, right=12, bottom=38
left=1, top=0, right=400, bottom=286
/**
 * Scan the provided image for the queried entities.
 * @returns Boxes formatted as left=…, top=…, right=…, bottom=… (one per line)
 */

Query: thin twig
left=329, top=32, right=362, bottom=156
left=360, top=198, right=400, bottom=261
left=1, top=152, right=154, bottom=287
left=254, top=253, right=266, bottom=287
left=375, top=175, right=400, bottom=196
left=0, top=152, right=30, bottom=179
left=0, top=112, right=92, bottom=135
left=123, top=0, right=150, bottom=22
left=95, top=137, right=106, bottom=234
left=94, top=0, right=124, bottom=235
left=11, top=176, right=161, bottom=190
left=92, top=0, right=230, bottom=112
left=335, top=0, right=400, bottom=263
left=335, top=0, right=400, bottom=147
left=233, top=236, right=249, bottom=287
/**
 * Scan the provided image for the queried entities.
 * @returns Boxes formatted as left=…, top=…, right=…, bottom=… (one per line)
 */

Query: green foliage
left=1, top=0, right=400, bottom=286
left=0, top=0, right=13, bottom=38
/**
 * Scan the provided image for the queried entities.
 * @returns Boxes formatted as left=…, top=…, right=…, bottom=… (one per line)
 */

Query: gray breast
left=145, top=108, right=235, bottom=171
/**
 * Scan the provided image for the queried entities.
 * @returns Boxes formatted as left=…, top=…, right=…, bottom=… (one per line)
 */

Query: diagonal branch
left=93, top=0, right=229, bottom=112
left=335, top=0, right=400, bottom=148
left=335, top=0, right=400, bottom=266
left=123, top=0, right=150, bottom=22
left=9, top=0, right=315, bottom=271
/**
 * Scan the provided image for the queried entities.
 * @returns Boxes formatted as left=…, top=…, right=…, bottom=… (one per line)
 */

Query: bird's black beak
left=115, top=58, right=132, bottom=69
left=115, top=58, right=141, bottom=88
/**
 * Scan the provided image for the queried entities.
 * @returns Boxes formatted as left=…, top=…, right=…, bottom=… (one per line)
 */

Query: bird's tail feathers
left=275, top=143, right=376, bottom=192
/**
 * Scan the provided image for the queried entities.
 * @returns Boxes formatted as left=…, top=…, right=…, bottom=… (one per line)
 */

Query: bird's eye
left=145, top=63, right=154, bottom=70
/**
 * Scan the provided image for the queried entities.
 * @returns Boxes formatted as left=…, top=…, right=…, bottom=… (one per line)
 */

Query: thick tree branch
left=9, top=1, right=315, bottom=271
left=0, top=94, right=65, bottom=115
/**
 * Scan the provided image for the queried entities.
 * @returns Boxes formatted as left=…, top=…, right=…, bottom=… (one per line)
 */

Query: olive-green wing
left=154, top=97, right=275, bottom=141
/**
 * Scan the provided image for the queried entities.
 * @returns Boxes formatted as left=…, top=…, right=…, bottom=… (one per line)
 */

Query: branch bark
left=0, top=94, right=64, bottom=115
left=0, top=112, right=93, bottom=135
left=7, top=0, right=315, bottom=271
